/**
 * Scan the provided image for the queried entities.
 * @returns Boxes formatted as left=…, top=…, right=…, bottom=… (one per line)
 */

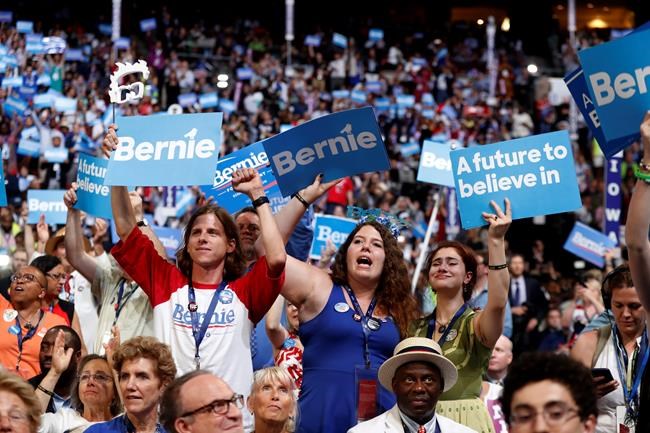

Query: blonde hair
left=0, top=371, right=41, bottom=433
left=250, top=367, right=298, bottom=432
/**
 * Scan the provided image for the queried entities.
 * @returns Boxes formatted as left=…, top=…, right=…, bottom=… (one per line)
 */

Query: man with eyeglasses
left=0, top=267, right=66, bottom=378
left=500, top=352, right=598, bottom=433
left=160, top=370, right=245, bottom=433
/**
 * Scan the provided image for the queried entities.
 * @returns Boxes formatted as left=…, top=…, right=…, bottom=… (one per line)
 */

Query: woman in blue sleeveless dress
left=279, top=219, right=418, bottom=433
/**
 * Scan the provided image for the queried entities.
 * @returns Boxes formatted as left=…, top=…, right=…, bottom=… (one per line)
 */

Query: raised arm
left=265, top=295, right=290, bottom=350
left=625, top=112, right=650, bottom=310
left=63, top=184, right=98, bottom=282
left=104, top=126, right=137, bottom=241
left=476, top=198, right=512, bottom=348
left=231, top=168, right=286, bottom=276
left=35, top=330, right=73, bottom=411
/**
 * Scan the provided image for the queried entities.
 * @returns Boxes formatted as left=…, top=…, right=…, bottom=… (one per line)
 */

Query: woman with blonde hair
left=248, top=367, right=297, bottom=433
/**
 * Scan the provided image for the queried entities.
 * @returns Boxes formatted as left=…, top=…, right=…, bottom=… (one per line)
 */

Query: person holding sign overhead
left=621, top=112, right=650, bottom=433
left=410, top=199, right=512, bottom=433
left=104, top=126, right=286, bottom=432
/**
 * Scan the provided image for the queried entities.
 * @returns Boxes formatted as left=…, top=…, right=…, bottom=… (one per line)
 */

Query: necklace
left=436, top=316, right=451, bottom=334
left=17, top=309, right=40, bottom=330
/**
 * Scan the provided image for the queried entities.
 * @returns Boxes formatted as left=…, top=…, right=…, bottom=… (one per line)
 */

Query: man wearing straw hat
left=349, top=337, right=477, bottom=433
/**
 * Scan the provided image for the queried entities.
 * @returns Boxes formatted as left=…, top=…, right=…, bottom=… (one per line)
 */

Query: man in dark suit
left=28, top=325, right=82, bottom=413
left=508, top=254, right=548, bottom=354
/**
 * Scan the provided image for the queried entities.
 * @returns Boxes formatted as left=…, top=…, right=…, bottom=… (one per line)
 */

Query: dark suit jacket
left=510, top=275, right=547, bottom=321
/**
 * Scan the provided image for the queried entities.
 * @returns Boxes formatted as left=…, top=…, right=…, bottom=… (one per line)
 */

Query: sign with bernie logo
left=262, top=107, right=390, bottom=197
left=309, top=214, right=357, bottom=260
left=416, top=139, right=456, bottom=187
left=152, top=225, right=182, bottom=259
left=563, top=221, right=616, bottom=268
left=577, top=26, right=650, bottom=157
left=104, top=112, right=223, bottom=186
left=200, top=140, right=284, bottom=214
left=27, top=190, right=67, bottom=224
left=450, top=130, right=581, bottom=229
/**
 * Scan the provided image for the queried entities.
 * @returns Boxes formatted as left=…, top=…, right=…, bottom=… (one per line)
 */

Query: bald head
left=488, top=335, right=513, bottom=380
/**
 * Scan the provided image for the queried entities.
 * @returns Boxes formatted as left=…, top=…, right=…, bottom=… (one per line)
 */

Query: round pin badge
left=445, top=329, right=458, bottom=342
left=353, top=313, right=362, bottom=322
left=367, top=318, right=382, bottom=331
left=3, top=309, right=17, bottom=322
left=282, top=338, right=296, bottom=350
left=218, top=289, right=234, bottom=304
left=334, top=302, right=350, bottom=313
left=187, top=301, right=198, bottom=312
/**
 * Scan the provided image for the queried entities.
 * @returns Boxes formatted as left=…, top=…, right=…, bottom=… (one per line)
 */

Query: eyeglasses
left=10, top=273, right=39, bottom=283
left=180, top=394, right=244, bottom=418
left=510, top=402, right=580, bottom=427
left=78, top=373, right=113, bottom=383
left=46, top=273, right=66, bottom=281
left=0, top=410, right=29, bottom=425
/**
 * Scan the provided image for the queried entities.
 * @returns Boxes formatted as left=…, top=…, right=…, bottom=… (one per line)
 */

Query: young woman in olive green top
left=410, top=199, right=511, bottom=433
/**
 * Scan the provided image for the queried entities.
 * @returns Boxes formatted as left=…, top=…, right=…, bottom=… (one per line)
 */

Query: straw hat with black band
left=378, top=337, right=458, bottom=392
left=45, top=228, right=91, bottom=256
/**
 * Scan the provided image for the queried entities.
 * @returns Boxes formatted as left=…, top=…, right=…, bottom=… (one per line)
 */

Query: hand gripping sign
left=108, top=60, right=150, bottom=104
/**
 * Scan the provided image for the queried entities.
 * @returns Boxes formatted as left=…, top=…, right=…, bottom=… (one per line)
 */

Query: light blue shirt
left=469, top=286, right=513, bottom=338
left=400, top=410, right=438, bottom=433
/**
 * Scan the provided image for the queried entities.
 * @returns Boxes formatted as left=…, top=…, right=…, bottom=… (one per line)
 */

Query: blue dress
left=298, top=284, right=399, bottom=433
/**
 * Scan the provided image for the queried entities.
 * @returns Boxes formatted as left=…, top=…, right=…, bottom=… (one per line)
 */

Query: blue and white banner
left=2, top=76, right=22, bottom=88
left=54, top=97, right=77, bottom=113
left=236, top=67, right=254, bottom=81
left=114, top=37, right=130, bottom=50
left=0, top=11, right=12, bottom=23
left=399, top=142, right=420, bottom=158
left=564, top=221, right=616, bottom=267
left=604, top=151, right=623, bottom=244
left=374, top=97, right=390, bottom=110
left=105, top=112, right=223, bottom=187
left=332, top=33, right=348, bottom=48
left=152, top=226, right=182, bottom=258
left=199, top=93, right=218, bottom=109
left=25, top=34, right=44, bottom=54
left=36, top=74, right=51, bottom=87
left=365, top=81, right=382, bottom=93
left=263, top=107, right=390, bottom=197
left=200, top=140, right=284, bottom=214
left=332, top=90, right=350, bottom=99
left=43, top=145, right=68, bottom=163
left=140, top=18, right=157, bottom=32
left=98, top=23, right=112, bottom=35
left=351, top=90, right=367, bottom=104
left=309, top=214, right=357, bottom=259
left=16, top=20, right=33, bottom=34
left=178, top=93, right=197, bottom=107
left=3, top=96, right=27, bottom=118
left=417, top=140, right=454, bottom=187
left=368, top=28, right=384, bottom=42
left=450, top=130, right=581, bottom=229
left=64, top=49, right=85, bottom=62
left=219, top=99, right=235, bottom=114
left=577, top=27, right=650, bottom=157
left=27, top=190, right=67, bottom=224
left=33, top=93, right=54, bottom=109
left=42, top=36, right=66, bottom=54
left=564, top=67, right=608, bottom=151
left=397, top=94, right=415, bottom=108
left=0, top=163, right=7, bottom=206
left=304, top=35, right=321, bottom=47
left=75, top=155, right=113, bottom=219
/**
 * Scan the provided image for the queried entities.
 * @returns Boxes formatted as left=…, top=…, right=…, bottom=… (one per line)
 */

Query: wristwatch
left=136, top=220, right=148, bottom=227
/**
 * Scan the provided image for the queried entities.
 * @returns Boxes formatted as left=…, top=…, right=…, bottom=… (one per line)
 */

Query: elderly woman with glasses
left=0, top=267, right=66, bottom=378
left=36, top=329, right=121, bottom=433
left=0, top=370, right=42, bottom=433
left=160, top=370, right=246, bottom=433
left=85, top=336, right=177, bottom=433
left=247, top=367, right=297, bottom=433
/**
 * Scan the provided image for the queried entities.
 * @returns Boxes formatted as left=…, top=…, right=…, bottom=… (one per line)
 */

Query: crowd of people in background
left=0, top=7, right=648, bottom=433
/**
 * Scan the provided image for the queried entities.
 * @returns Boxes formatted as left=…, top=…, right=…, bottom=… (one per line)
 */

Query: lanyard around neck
left=187, top=280, right=228, bottom=369
left=343, top=286, right=378, bottom=368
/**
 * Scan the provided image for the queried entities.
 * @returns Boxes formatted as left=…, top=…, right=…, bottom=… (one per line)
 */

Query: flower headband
left=346, top=205, right=410, bottom=239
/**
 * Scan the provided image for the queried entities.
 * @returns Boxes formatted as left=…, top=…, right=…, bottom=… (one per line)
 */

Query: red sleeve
left=229, top=256, right=285, bottom=325
left=110, top=228, right=186, bottom=307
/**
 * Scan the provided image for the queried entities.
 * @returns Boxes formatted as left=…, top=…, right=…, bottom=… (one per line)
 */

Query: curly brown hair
left=330, top=221, right=417, bottom=337
left=176, top=204, right=245, bottom=282
left=424, top=240, right=477, bottom=302
left=112, top=336, right=177, bottom=385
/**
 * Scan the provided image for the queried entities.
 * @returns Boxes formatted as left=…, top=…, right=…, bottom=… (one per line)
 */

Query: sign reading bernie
left=27, top=190, right=67, bottom=224
left=450, top=130, right=581, bottom=229
left=262, top=107, right=390, bottom=197
left=309, top=215, right=357, bottom=260
left=104, top=112, right=223, bottom=186
left=563, top=221, right=616, bottom=268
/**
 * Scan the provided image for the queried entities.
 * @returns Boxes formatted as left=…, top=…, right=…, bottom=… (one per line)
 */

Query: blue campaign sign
left=262, top=107, right=390, bottom=197
left=199, top=93, right=218, bottom=109
left=2, top=76, right=22, bottom=88
left=332, top=33, right=347, bottom=48
left=304, top=35, right=321, bottom=47
left=366, top=81, right=382, bottom=93
left=368, top=28, right=384, bottom=42
left=140, top=18, right=157, bottom=32
left=104, top=112, right=223, bottom=187
left=43, top=145, right=68, bottom=163
left=578, top=28, right=650, bottom=153
left=75, top=155, right=113, bottom=219
left=64, top=49, right=85, bottom=62
left=0, top=11, right=12, bottom=23
left=98, top=23, right=112, bottom=35
left=27, top=190, right=67, bottom=224
left=178, top=93, right=197, bottom=107
left=563, top=221, right=616, bottom=268
left=309, top=215, right=357, bottom=259
left=115, top=37, right=130, bottom=50
left=54, top=97, right=77, bottom=113
left=397, top=94, right=415, bottom=107
left=17, top=138, right=39, bottom=157
left=200, top=140, right=284, bottom=214
left=33, top=93, right=54, bottom=109
left=4, top=96, right=27, bottom=118
left=16, top=20, right=33, bottom=34
left=332, top=90, right=350, bottom=99
left=152, top=226, right=182, bottom=259
left=417, top=140, right=454, bottom=187
left=400, top=142, right=421, bottom=158
left=36, top=74, right=51, bottom=87
left=219, top=99, right=235, bottom=114
left=450, top=130, right=581, bottom=229
left=351, top=90, right=367, bottom=104
left=0, top=162, right=7, bottom=206
left=236, top=67, right=254, bottom=81
left=374, top=97, right=390, bottom=110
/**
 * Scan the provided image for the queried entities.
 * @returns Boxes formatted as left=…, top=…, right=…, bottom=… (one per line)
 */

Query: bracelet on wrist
left=634, top=165, right=650, bottom=183
left=488, top=263, right=508, bottom=270
left=252, top=196, right=270, bottom=209
left=292, top=192, right=310, bottom=209
left=37, top=384, right=55, bottom=397
left=639, top=160, right=650, bottom=172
